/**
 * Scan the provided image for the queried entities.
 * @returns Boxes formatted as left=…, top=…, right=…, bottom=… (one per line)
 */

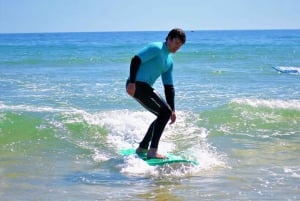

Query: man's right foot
left=147, top=148, right=168, bottom=159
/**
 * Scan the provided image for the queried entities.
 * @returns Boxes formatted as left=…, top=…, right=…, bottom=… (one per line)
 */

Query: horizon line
left=1, top=28, right=300, bottom=35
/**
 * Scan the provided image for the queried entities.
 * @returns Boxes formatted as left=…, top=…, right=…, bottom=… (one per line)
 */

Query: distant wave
left=0, top=102, right=78, bottom=113
left=231, top=98, right=300, bottom=111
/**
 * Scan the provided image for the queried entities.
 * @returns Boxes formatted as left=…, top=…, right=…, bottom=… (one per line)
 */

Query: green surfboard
left=120, top=148, right=198, bottom=166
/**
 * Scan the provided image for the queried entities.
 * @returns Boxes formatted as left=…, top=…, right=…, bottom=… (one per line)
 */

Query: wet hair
left=166, top=28, right=186, bottom=44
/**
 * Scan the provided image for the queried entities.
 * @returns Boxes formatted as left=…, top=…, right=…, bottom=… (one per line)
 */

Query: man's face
left=167, top=37, right=183, bottom=53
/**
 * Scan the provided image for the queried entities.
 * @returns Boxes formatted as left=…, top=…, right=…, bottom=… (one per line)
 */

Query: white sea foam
left=284, top=167, right=300, bottom=178
left=120, top=155, right=159, bottom=176
left=0, top=102, right=77, bottom=113
left=231, top=98, right=300, bottom=111
left=92, top=148, right=110, bottom=162
left=86, top=110, right=227, bottom=176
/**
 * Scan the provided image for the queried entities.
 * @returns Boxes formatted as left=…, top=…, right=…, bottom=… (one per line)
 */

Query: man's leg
left=133, top=82, right=172, bottom=157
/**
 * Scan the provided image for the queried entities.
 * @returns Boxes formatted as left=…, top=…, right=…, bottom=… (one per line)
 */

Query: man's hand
left=169, top=111, right=176, bottom=124
left=126, top=83, right=136, bottom=96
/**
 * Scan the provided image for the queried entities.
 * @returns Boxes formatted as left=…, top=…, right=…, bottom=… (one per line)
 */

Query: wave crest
left=231, top=98, right=300, bottom=111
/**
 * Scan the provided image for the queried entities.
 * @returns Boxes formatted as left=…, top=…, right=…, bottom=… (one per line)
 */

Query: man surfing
left=126, top=28, right=186, bottom=159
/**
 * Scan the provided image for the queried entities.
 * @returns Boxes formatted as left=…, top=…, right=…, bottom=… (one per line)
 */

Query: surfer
left=126, top=28, right=186, bottom=159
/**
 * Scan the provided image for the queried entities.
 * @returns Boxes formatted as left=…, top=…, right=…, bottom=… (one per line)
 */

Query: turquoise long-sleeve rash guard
left=135, top=42, right=173, bottom=86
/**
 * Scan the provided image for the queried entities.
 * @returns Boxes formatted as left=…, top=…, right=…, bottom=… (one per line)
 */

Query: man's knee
left=160, top=105, right=172, bottom=119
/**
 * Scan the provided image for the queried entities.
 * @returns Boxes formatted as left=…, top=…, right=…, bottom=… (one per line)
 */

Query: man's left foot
left=136, top=147, right=148, bottom=155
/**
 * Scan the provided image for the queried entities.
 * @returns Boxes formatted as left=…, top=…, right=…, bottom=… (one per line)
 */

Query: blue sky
left=0, top=0, right=299, bottom=33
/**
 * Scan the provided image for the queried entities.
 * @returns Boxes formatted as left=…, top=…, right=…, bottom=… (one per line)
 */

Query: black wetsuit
left=126, top=42, right=175, bottom=149
left=127, top=81, right=173, bottom=149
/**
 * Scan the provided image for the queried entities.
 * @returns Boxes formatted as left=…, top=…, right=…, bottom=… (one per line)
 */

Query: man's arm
left=127, top=56, right=141, bottom=96
left=164, top=84, right=175, bottom=111
left=164, top=84, right=176, bottom=124
left=129, top=55, right=141, bottom=83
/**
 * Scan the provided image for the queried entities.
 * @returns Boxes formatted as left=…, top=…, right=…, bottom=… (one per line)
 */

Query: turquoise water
left=1, top=30, right=300, bottom=200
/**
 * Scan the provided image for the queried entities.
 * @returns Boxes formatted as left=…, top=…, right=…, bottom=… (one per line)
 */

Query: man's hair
left=166, top=28, right=186, bottom=44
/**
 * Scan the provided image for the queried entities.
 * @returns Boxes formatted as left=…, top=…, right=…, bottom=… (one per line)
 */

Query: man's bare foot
left=136, top=147, right=148, bottom=155
left=147, top=148, right=168, bottom=159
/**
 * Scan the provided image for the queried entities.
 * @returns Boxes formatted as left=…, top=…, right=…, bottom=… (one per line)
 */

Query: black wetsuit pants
left=128, top=81, right=172, bottom=149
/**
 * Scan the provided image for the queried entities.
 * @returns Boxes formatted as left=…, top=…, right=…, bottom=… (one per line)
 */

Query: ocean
left=0, top=30, right=300, bottom=200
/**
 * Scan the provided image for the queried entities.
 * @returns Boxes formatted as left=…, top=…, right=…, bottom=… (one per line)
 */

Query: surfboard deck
left=120, top=148, right=198, bottom=166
